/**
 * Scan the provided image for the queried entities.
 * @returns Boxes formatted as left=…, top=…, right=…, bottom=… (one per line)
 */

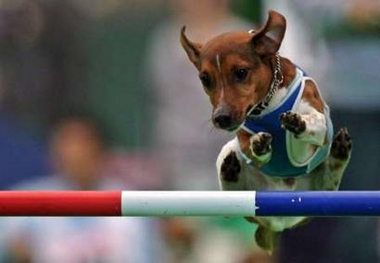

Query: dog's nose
left=214, top=114, right=233, bottom=129
left=213, top=107, right=233, bottom=129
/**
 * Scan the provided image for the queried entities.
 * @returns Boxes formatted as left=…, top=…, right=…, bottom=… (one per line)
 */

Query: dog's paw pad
left=331, top=127, right=352, bottom=160
left=221, top=151, right=241, bottom=182
left=250, top=132, right=272, bottom=156
left=279, top=111, right=306, bottom=135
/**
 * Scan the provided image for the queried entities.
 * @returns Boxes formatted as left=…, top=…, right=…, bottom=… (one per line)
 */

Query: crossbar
left=0, top=191, right=380, bottom=217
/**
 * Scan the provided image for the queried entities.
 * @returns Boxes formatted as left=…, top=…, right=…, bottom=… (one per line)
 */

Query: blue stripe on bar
left=255, top=191, right=380, bottom=216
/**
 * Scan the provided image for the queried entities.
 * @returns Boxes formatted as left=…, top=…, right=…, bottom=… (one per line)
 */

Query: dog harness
left=238, top=68, right=333, bottom=177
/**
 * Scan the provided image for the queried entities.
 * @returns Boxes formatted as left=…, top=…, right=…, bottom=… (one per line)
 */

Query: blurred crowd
left=0, top=0, right=378, bottom=262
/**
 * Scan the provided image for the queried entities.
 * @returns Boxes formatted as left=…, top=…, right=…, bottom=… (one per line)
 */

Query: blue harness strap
left=240, top=69, right=333, bottom=177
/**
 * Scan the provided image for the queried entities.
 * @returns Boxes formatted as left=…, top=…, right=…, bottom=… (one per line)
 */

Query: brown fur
left=180, top=10, right=352, bottom=253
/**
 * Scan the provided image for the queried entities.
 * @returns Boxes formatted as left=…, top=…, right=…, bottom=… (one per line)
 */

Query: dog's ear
left=251, top=10, right=286, bottom=56
left=180, top=26, right=202, bottom=69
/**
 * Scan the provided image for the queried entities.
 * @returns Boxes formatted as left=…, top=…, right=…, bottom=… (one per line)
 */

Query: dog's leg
left=311, top=127, right=352, bottom=190
left=255, top=225, right=280, bottom=254
left=237, top=130, right=272, bottom=167
left=249, top=132, right=273, bottom=166
left=279, top=79, right=331, bottom=146
left=216, top=139, right=245, bottom=190
left=217, top=140, right=279, bottom=254
left=220, top=151, right=241, bottom=183
left=279, top=110, right=327, bottom=146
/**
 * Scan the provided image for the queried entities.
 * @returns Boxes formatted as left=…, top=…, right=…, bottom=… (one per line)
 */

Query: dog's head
left=180, top=10, right=286, bottom=131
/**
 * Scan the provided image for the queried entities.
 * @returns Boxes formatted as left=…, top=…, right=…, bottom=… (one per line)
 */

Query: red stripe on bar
left=0, top=191, right=122, bottom=216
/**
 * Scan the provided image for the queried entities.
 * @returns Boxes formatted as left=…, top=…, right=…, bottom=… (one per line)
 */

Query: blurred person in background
left=0, top=0, right=163, bottom=187
left=0, top=0, right=87, bottom=130
left=0, top=0, right=87, bottom=187
left=0, top=112, right=163, bottom=263
left=0, top=2, right=167, bottom=260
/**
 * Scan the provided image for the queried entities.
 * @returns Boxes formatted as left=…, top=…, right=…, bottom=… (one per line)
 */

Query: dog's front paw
left=220, top=151, right=241, bottom=183
left=279, top=111, right=306, bottom=135
left=331, top=127, right=352, bottom=160
left=250, top=132, right=272, bottom=156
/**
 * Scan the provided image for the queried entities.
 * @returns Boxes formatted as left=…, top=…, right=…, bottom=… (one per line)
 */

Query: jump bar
left=0, top=191, right=380, bottom=217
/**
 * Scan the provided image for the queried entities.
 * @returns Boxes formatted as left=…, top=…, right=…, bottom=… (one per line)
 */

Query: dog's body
left=180, top=10, right=352, bottom=252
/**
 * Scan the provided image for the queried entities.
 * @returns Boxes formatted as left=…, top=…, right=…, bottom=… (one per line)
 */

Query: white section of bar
left=121, top=191, right=256, bottom=216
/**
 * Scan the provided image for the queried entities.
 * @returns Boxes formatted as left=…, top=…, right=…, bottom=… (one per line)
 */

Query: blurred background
left=0, top=0, right=378, bottom=262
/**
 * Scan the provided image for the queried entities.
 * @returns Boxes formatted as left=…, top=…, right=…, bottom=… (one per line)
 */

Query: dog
left=180, top=10, right=352, bottom=252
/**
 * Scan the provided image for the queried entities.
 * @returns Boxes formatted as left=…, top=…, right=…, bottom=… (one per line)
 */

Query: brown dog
left=180, top=10, right=352, bottom=252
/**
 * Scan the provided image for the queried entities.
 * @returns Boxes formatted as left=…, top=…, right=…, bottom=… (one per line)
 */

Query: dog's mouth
left=212, top=116, right=243, bottom=132
left=224, top=124, right=241, bottom=132
left=220, top=106, right=255, bottom=131
left=214, top=124, right=241, bottom=132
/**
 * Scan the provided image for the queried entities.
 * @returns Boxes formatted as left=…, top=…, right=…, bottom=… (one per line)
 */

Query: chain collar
left=246, top=29, right=284, bottom=116
left=246, top=52, right=284, bottom=116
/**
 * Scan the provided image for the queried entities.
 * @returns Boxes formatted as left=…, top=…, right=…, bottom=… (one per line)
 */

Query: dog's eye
left=199, top=73, right=211, bottom=88
left=233, top=68, right=249, bottom=83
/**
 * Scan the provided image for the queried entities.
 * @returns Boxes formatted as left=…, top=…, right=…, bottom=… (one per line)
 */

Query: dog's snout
left=214, top=114, right=232, bottom=129
left=213, top=106, right=233, bottom=129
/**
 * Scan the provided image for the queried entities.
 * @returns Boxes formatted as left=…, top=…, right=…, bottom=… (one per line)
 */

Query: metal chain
left=245, top=29, right=284, bottom=116
left=265, top=52, right=283, bottom=104
left=273, top=52, right=284, bottom=87
left=247, top=52, right=283, bottom=116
